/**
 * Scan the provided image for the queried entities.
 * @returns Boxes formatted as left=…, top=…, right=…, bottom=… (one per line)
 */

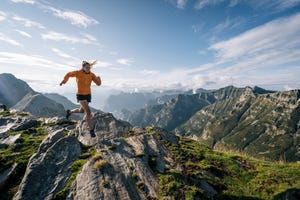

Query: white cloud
left=194, top=0, right=300, bottom=10
left=15, top=29, right=32, bottom=38
left=0, top=51, right=73, bottom=70
left=117, top=58, right=134, bottom=66
left=95, top=61, right=112, bottom=67
left=10, top=0, right=35, bottom=4
left=44, top=6, right=99, bottom=28
left=51, top=48, right=74, bottom=59
left=213, top=16, right=245, bottom=33
left=195, top=0, right=225, bottom=9
left=278, top=0, right=300, bottom=9
left=177, top=0, right=188, bottom=9
left=209, top=12, right=300, bottom=61
left=0, top=11, right=7, bottom=21
left=42, top=31, right=97, bottom=44
left=12, top=15, right=45, bottom=29
left=0, top=33, right=23, bottom=47
left=109, top=51, right=118, bottom=55
left=83, top=33, right=97, bottom=41
left=184, top=12, right=300, bottom=90
left=141, top=69, right=160, bottom=75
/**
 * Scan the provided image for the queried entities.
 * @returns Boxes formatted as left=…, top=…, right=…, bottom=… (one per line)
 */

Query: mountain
left=0, top=110, right=299, bottom=200
left=0, top=73, right=33, bottom=107
left=0, top=73, right=79, bottom=118
left=44, top=93, right=79, bottom=110
left=126, top=86, right=252, bottom=131
left=124, top=86, right=300, bottom=162
left=103, top=88, right=205, bottom=119
left=44, top=93, right=100, bottom=113
left=128, top=92, right=217, bottom=131
left=178, top=88, right=300, bottom=162
left=12, top=92, right=66, bottom=118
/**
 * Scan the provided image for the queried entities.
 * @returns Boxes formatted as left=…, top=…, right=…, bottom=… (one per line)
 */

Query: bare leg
left=79, top=100, right=93, bottom=131
left=70, top=107, right=84, bottom=114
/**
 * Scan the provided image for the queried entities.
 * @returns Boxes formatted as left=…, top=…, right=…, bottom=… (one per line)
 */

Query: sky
left=1, top=0, right=300, bottom=103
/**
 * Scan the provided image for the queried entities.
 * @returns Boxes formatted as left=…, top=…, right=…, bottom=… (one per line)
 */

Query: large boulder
left=14, top=129, right=81, bottom=200
left=67, top=113, right=178, bottom=200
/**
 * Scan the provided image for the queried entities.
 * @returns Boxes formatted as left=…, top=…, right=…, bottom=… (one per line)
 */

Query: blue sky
left=1, top=0, right=300, bottom=97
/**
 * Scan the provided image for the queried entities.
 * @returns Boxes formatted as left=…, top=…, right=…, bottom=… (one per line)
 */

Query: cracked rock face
left=68, top=113, right=178, bottom=200
left=11, top=112, right=178, bottom=200
left=14, top=129, right=81, bottom=200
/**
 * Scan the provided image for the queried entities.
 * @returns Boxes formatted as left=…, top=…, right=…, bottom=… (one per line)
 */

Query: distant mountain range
left=102, top=88, right=207, bottom=118
left=125, top=86, right=274, bottom=130
left=121, top=86, right=300, bottom=162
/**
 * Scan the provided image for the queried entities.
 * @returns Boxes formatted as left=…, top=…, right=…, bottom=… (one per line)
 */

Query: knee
left=86, top=109, right=91, bottom=116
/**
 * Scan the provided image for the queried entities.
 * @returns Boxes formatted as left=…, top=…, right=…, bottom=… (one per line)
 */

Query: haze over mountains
left=0, top=73, right=300, bottom=199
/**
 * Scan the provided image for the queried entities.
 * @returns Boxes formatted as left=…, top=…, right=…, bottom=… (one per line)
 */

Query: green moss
left=53, top=159, right=87, bottom=200
left=136, top=181, right=145, bottom=191
left=102, top=181, right=109, bottom=188
left=131, top=172, right=138, bottom=179
left=0, top=110, right=13, bottom=117
left=53, top=144, right=96, bottom=200
left=158, top=137, right=300, bottom=199
left=0, top=126, right=48, bottom=199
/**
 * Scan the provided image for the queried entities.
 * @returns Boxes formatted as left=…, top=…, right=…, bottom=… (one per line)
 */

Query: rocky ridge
left=179, top=88, right=300, bottom=161
left=1, top=108, right=300, bottom=200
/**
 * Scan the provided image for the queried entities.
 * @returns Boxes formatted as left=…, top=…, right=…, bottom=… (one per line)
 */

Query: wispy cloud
left=194, top=0, right=300, bottom=11
left=15, top=29, right=32, bottom=38
left=177, top=0, right=188, bottom=9
left=95, top=61, right=112, bottom=68
left=141, top=69, right=160, bottom=75
left=209, top=12, right=300, bottom=61
left=117, top=58, right=134, bottom=66
left=0, top=11, right=7, bottom=21
left=194, top=0, right=225, bottom=10
left=43, top=6, right=99, bottom=28
left=12, top=15, right=45, bottom=29
left=183, top=12, right=300, bottom=89
left=278, top=0, right=300, bottom=10
left=42, top=31, right=97, bottom=44
left=213, top=16, right=245, bottom=33
left=0, top=33, right=23, bottom=47
left=10, top=0, right=35, bottom=4
left=51, top=48, right=74, bottom=59
left=166, top=0, right=189, bottom=9
left=0, top=51, right=72, bottom=70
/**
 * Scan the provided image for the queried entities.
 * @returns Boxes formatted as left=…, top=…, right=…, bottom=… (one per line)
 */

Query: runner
left=60, top=61, right=101, bottom=137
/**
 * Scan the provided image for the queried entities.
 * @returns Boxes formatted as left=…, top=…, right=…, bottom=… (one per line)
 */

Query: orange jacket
left=62, top=70, right=101, bottom=95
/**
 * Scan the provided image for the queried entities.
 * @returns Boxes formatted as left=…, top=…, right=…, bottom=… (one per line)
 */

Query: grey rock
left=13, top=131, right=81, bottom=200
left=67, top=113, right=178, bottom=200
left=12, top=92, right=66, bottom=118
left=0, top=163, right=18, bottom=187
left=76, top=112, right=132, bottom=146
left=11, top=118, right=40, bottom=132
left=0, top=134, right=21, bottom=146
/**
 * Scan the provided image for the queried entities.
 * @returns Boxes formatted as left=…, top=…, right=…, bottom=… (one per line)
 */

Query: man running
left=60, top=60, right=101, bottom=137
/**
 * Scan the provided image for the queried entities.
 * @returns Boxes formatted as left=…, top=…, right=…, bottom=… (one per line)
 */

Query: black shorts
left=76, top=94, right=91, bottom=103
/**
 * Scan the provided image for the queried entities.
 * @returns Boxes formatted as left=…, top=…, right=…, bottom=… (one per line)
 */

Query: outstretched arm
left=60, top=71, right=77, bottom=86
left=92, top=73, right=101, bottom=86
